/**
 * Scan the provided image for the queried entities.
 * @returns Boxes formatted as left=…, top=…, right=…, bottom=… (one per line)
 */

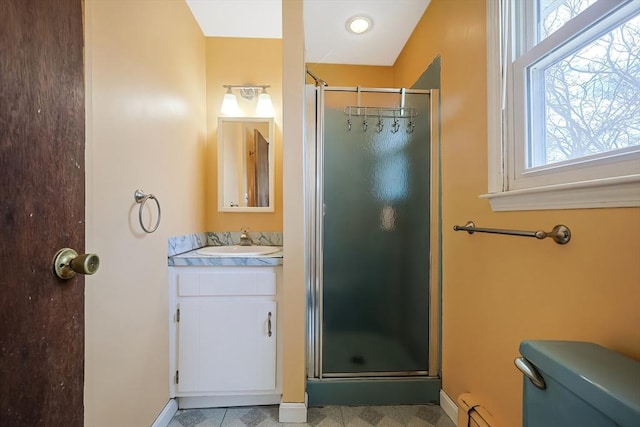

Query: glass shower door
left=320, top=90, right=431, bottom=377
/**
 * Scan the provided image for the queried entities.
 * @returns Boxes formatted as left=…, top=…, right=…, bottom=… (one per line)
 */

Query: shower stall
left=305, top=82, right=441, bottom=405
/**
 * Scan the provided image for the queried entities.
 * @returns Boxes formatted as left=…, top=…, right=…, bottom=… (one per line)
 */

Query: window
left=485, top=0, right=640, bottom=210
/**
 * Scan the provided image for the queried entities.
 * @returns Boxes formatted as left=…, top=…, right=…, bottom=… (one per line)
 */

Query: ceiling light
left=346, top=16, right=372, bottom=35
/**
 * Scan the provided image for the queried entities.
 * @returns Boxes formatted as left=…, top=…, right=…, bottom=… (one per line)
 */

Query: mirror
left=218, top=117, right=275, bottom=212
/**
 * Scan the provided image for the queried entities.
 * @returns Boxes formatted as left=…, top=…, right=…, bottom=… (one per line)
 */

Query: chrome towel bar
left=453, top=221, right=571, bottom=245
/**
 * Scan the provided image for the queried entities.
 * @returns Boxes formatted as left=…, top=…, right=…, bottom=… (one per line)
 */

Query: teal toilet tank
left=517, top=340, right=640, bottom=427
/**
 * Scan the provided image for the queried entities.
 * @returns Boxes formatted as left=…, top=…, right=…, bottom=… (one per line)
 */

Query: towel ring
left=134, top=189, right=161, bottom=233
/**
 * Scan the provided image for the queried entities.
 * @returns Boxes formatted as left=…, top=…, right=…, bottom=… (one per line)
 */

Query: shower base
left=306, top=377, right=440, bottom=407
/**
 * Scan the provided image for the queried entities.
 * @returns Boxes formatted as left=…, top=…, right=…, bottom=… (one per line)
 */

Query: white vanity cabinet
left=169, top=266, right=281, bottom=408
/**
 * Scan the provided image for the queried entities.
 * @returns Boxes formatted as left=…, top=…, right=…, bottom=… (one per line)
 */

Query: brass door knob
left=53, top=248, right=100, bottom=280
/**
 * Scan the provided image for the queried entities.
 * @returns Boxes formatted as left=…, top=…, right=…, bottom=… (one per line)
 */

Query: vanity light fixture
left=346, top=16, right=372, bottom=35
left=221, top=85, right=274, bottom=117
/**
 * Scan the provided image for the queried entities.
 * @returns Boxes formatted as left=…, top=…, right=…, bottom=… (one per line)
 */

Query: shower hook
left=391, top=116, right=400, bottom=133
left=362, top=114, right=368, bottom=132
left=376, top=116, right=384, bottom=133
left=406, top=119, right=415, bottom=134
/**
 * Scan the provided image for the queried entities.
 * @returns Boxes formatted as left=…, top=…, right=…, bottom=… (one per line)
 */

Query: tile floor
left=168, top=405, right=456, bottom=427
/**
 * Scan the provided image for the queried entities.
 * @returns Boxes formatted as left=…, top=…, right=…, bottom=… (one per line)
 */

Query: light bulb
left=256, top=91, right=274, bottom=117
left=221, top=91, right=240, bottom=116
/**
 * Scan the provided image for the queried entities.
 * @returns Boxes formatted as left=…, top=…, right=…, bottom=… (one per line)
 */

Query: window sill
left=480, top=175, right=640, bottom=211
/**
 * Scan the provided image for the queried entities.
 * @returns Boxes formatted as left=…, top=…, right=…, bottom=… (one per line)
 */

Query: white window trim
left=483, top=0, right=640, bottom=211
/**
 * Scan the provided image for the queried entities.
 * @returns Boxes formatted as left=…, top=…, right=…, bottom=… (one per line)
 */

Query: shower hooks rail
left=453, top=221, right=571, bottom=245
left=134, top=189, right=161, bottom=233
left=344, top=106, right=418, bottom=134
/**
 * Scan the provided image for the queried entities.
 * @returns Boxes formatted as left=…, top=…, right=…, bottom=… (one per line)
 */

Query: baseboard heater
left=457, top=393, right=496, bottom=427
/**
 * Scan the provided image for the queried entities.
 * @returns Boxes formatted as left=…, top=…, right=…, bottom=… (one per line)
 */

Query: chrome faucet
left=239, top=228, right=253, bottom=246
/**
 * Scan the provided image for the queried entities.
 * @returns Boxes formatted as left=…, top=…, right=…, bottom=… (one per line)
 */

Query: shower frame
left=305, top=85, right=442, bottom=382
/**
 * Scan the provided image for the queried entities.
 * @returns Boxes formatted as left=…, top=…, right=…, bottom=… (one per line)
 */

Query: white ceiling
left=185, top=0, right=431, bottom=66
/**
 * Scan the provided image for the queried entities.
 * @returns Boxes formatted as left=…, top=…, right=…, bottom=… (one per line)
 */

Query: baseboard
left=178, top=394, right=281, bottom=409
left=278, top=392, right=308, bottom=423
left=151, top=399, right=178, bottom=427
left=440, top=389, right=458, bottom=426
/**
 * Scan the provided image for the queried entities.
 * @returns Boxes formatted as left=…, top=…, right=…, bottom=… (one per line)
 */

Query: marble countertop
left=168, top=247, right=283, bottom=267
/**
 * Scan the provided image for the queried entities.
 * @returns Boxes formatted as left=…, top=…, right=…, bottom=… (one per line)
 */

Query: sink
left=195, top=245, right=282, bottom=257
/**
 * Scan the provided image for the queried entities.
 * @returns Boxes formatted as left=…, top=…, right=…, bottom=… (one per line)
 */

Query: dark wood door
left=0, top=1, right=86, bottom=426
left=255, top=130, right=269, bottom=207
left=247, top=132, right=257, bottom=207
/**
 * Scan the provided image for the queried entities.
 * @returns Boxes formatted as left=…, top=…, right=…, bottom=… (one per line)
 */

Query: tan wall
left=206, top=38, right=283, bottom=232
left=84, top=1, right=207, bottom=425
left=83, top=1, right=640, bottom=424
left=281, top=0, right=307, bottom=404
left=394, top=0, right=640, bottom=425
left=305, top=63, right=393, bottom=87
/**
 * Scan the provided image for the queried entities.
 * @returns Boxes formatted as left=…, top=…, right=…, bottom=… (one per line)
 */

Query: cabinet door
left=177, top=301, right=276, bottom=393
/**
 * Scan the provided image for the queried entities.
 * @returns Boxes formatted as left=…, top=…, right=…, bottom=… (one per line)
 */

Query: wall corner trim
left=151, top=398, right=178, bottom=427
left=440, top=389, right=459, bottom=426
left=278, top=393, right=308, bottom=423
